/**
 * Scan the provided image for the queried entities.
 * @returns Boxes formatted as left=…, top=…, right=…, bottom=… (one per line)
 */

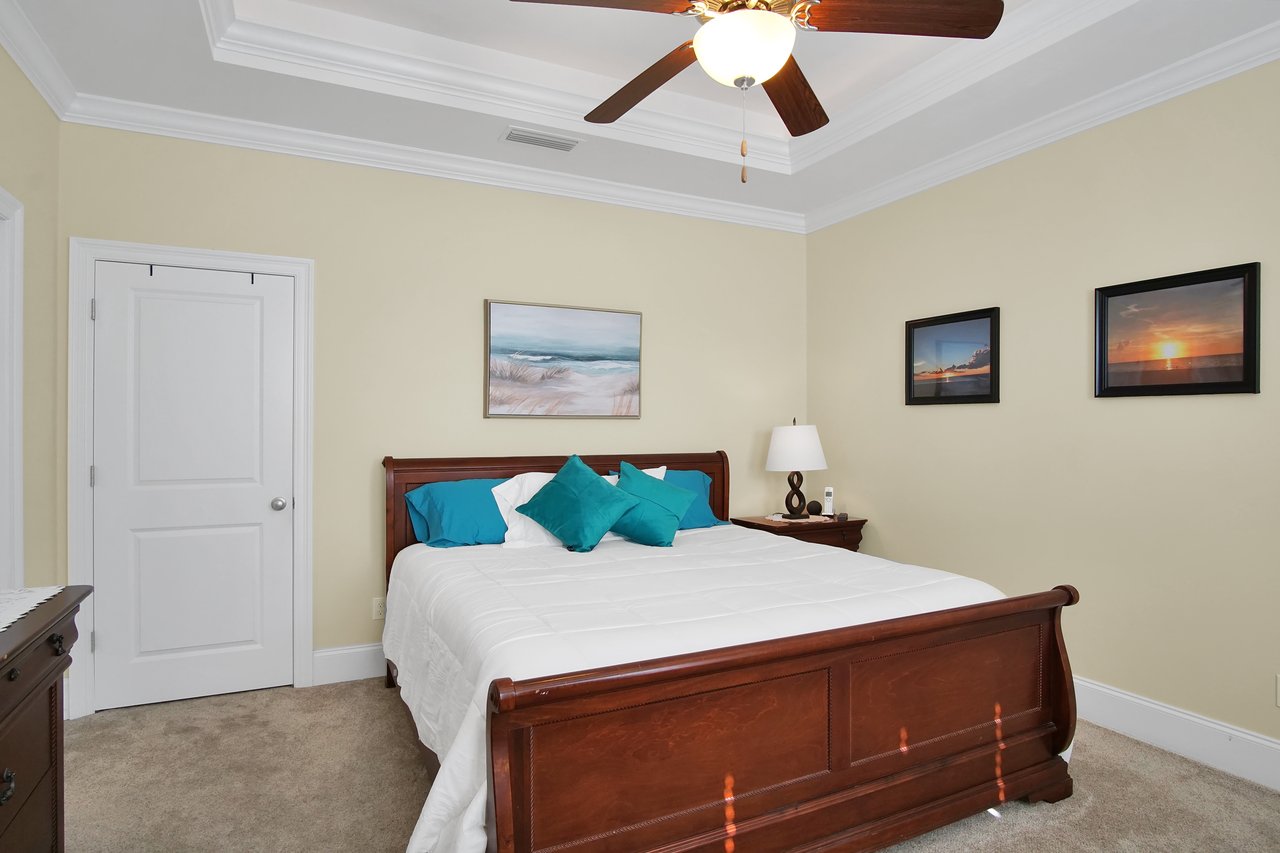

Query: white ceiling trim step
left=198, top=0, right=793, bottom=173
left=789, top=0, right=1144, bottom=172
left=60, top=93, right=808, bottom=234
left=0, top=0, right=74, bottom=114
left=806, top=18, right=1280, bottom=232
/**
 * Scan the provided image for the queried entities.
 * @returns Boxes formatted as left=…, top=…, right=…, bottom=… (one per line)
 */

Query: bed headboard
left=382, top=451, right=731, bottom=581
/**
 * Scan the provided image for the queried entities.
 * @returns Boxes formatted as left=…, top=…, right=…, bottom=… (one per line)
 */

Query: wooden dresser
left=0, top=586, right=91, bottom=852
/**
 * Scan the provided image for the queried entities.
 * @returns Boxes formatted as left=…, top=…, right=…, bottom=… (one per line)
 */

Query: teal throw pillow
left=517, top=455, right=639, bottom=552
left=662, top=468, right=728, bottom=530
left=405, top=478, right=508, bottom=547
left=610, top=461, right=697, bottom=546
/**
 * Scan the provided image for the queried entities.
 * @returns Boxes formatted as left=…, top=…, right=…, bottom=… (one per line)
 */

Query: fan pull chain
left=740, top=84, right=749, bottom=184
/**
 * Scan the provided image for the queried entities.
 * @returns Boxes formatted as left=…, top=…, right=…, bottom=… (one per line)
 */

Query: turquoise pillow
left=610, top=461, right=697, bottom=546
left=517, top=456, right=639, bottom=552
left=662, top=469, right=728, bottom=530
left=405, top=478, right=509, bottom=547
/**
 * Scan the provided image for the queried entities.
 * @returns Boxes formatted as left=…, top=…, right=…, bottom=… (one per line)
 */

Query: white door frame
left=0, top=187, right=22, bottom=590
left=67, top=238, right=315, bottom=718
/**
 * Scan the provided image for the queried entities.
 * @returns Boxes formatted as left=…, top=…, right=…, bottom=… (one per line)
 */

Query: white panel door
left=93, top=261, right=294, bottom=709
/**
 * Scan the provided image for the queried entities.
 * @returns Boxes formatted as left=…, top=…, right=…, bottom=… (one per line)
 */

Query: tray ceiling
left=2, top=0, right=1279, bottom=232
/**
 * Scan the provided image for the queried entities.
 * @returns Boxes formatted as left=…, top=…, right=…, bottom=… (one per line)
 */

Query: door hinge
left=89, top=465, right=95, bottom=487
left=90, top=630, right=95, bottom=652
left=90, top=298, right=96, bottom=321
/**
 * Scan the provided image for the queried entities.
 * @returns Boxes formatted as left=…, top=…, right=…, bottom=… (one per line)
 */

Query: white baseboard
left=312, top=642, right=386, bottom=686
left=1075, top=676, right=1280, bottom=792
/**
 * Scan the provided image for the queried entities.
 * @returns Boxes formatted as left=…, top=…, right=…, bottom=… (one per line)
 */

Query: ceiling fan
left=513, top=0, right=1006, bottom=137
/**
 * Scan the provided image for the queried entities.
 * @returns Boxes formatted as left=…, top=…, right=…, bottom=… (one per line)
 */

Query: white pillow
left=493, top=466, right=668, bottom=548
left=492, top=472, right=560, bottom=548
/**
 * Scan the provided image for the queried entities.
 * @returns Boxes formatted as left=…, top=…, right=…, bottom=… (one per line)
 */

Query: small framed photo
left=906, top=307, right=999, bottom=405
left=485, top=300, right=641, bottom=418
left=1095, top=263, right=1259, bottom=397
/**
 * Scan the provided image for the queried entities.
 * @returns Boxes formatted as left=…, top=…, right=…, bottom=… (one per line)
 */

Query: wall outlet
left=372, top=596, right=386, bottom=620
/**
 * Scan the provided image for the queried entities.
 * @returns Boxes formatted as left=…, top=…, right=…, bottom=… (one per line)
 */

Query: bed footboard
left=487, top=585, right=1078, bottom=853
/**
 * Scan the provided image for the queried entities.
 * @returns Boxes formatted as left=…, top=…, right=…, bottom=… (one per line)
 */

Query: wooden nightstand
left=731, top=515, right=867, bottom=552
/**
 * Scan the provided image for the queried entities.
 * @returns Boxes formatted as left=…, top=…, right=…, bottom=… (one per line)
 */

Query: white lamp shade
left=765, top=424, right=827, bottom=472
left=693, top=10, right=797, bottom=88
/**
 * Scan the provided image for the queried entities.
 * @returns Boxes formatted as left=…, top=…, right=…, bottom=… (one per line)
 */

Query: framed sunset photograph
left=484, top=300, right=641, bottom=418
left=1095, top=263, right=1259, bottom=397
left=906, top=307, right=999, bottom=405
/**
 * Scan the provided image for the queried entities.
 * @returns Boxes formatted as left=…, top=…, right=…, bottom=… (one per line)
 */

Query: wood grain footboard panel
left=488, top=586, right=1077, bottom=853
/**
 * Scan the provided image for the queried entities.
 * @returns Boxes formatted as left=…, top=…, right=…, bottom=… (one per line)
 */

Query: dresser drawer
left=0, top=764, right=55, bottom=853
left=0, top=612, right=77, bottom=722
left=0, top=679, right=57, bottom=838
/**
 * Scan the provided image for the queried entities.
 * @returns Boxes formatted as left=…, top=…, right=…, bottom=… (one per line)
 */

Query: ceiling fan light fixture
left=693, top=9, right=796, bottom=88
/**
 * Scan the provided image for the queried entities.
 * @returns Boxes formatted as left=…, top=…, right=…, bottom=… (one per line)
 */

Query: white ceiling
left=2, top=0, right=1279, bottom=232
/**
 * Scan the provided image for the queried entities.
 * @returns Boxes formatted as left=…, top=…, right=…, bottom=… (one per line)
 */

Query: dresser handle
left=0, top=769, right=14, bottom=806
left=5, top=668, right=17, bottom=682
left=49, top=633, right=65, bottom=656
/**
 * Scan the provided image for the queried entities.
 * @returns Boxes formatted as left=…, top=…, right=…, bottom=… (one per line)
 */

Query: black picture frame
left=905, top=307, right=999, bottom=405
left=1095, top=263, right=1259, bottom=398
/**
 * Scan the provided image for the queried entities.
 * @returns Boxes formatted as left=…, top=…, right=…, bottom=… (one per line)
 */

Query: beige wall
left=0, top=50, right=60, bottom=582
left=9, top=40, right=1279, bottom=738
left=808, top=60, right=1280, bottom=738
left=50, top=124, right=807, bottom=648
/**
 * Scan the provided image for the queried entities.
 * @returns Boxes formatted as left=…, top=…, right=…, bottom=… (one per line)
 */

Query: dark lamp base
left=783, top=470, right=808, bottom=519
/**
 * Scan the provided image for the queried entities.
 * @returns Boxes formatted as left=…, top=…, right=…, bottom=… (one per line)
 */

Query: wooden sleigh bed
left=383, top=451, right=1078, bottom=853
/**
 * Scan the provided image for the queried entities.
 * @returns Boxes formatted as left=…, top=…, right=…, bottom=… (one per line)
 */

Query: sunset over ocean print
left=1105, top=277, right=1245, bottom=387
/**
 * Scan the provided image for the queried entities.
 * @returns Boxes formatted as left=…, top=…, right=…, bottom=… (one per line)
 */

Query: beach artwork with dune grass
left=485, top=301, right=641, bottom=417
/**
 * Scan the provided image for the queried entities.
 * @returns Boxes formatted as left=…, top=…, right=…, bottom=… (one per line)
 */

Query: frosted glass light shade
left=693, top=10, right=796, bottom=88
left=765, top=424, right=827, bottom=472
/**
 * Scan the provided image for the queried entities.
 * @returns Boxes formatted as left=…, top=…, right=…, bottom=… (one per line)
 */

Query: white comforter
left=382, top=524, right=1003, bottom=853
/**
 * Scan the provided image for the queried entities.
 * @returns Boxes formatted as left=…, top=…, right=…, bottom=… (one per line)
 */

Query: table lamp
left=765, top=419, right=827, bottom=519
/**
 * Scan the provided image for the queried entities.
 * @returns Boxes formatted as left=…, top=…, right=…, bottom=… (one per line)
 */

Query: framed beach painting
left=1095, top=263, right=1259, bottom=397
left=906, top=307, right=1000, bottom=405
left=485, top=300, right=642, bottom=418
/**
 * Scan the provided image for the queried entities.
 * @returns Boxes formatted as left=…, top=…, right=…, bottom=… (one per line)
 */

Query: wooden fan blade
left=762, top=57, right=830, bottom=137
left=809, top=0, right=1004, bottom=39
left=586, top=41, right=697, bottom=124
left=511, top=0, right=691, bottom=13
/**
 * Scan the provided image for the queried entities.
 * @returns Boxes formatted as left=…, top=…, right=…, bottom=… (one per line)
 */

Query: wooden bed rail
left=487, top=585, right=1078, bottom=853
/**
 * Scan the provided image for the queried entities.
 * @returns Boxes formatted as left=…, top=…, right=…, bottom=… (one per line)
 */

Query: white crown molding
left=61, top=94, right=807, bottom=233
left=0, top=0, right=75, bottom=114
left=806, top=18, right=1280, bottom=232
left=1076, top=676, right=1280, bottom=793
left=789, top=0, right=1144, bottom=172
left=198, top=0, right=793, bottom=173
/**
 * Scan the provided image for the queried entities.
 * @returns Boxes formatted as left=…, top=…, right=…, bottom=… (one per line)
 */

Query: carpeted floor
left=65, top=678, right=1280, bottom=852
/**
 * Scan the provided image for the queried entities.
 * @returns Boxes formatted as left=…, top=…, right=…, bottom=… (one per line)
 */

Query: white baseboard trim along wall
left=313, top=642, right=387, bottom=686
left=1073, top=676, right=1280, bottom=792
left=309, top=645, right=1280, bottom=793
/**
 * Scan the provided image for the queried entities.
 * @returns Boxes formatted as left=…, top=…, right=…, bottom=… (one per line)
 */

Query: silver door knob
left=270, top=497, right=288, bottom=511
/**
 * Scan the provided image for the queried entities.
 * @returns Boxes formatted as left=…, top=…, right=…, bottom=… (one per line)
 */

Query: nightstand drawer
left=731, top=516, right=867, bottom=552
left=798, top=527, right=859, bottom=549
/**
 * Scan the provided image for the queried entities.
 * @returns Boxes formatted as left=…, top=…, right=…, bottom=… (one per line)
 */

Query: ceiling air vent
left=503, top=127, right=579, bottom=153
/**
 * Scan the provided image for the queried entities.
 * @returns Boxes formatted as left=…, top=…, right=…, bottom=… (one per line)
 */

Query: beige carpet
left=65, top=679, right=1280, bottom=852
